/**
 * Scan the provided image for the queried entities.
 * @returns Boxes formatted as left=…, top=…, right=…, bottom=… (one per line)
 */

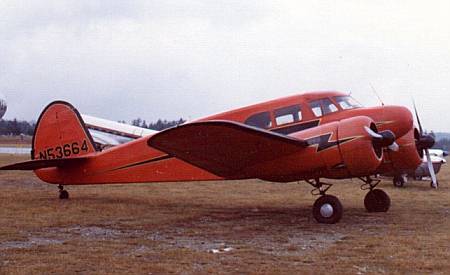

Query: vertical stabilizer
left=32, top=101, right=97, bottom=160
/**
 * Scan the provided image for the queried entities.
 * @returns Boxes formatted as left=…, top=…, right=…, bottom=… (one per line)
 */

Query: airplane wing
left=81, top=114, right=158, bottom=147
left=148, top=120, right=308, bottom=178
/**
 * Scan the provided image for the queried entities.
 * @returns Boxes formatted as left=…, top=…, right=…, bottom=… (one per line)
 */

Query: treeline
left=434, top=139, right=450, bottom=151
left=0, top=119, right=36, bottom=135
left=0, top=118, right=186, bottom=136
left=130, top=118, right=186, bottom=131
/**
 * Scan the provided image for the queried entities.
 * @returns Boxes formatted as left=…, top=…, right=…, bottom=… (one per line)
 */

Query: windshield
left=334, top=96, right=362, bottom=110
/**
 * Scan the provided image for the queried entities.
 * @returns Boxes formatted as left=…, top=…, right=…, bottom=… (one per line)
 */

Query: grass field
left=0, top=154, right=449, bottom=274
left=0, top=136, right=32, bottom=147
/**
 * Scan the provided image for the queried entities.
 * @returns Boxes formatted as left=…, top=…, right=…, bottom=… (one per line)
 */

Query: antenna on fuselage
left=369, top=83, right=385, bottom=106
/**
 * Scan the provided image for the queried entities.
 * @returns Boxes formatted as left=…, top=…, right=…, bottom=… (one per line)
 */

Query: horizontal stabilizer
left=148, top=120, right=308, bottom=178
left=0, top=156, right=90, bottom=171
left=82, top=114, right=157, bottom=139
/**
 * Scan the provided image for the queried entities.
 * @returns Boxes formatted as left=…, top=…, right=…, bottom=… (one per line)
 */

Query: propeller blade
left=388, top=142, right=400, bottom=152
left=364, top=126, right=383, bottom=139
left=412, top=99, right=424, bottom=135
left=425, top=149, right=438, bottom=188
left=412, top=98, right=438, bottom=187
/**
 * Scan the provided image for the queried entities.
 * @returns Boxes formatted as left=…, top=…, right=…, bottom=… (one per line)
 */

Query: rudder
left=32, top=101, right=97, bottom=160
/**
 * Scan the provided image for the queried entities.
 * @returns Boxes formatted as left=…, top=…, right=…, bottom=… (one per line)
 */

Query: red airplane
left=1, top=91, right=435, bottom=224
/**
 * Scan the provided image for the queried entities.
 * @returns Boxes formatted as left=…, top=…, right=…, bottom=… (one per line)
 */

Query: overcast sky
left=1, top=0, right=450, bottom=131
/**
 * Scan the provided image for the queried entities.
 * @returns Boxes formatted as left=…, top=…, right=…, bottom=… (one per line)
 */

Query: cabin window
left=334, top=96, right=362, bottom=110
left=310, top=101, right=323, bottom=117
left=323, top=99, right=339, bottom=114
left=274, top=105, right=302, bottom=126
left=244, top=111, right=272, bottom=129
left=309, top=98, right=339, bottom=117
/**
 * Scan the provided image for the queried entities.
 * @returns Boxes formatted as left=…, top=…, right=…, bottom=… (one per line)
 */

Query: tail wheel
left=364, top=189, right=390, bottom=212
left=59, top=190, right=69, bottom=200
left=313, top=195, right=343, bottom=224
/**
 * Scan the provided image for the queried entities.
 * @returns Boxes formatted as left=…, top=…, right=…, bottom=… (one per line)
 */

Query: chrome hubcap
left=320, top=203, right=334, bottom=218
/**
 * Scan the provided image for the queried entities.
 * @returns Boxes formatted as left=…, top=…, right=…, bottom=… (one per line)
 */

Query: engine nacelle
left=261, top=116, right=385, bottom=182
left=335, top=116, right=383, bottom=178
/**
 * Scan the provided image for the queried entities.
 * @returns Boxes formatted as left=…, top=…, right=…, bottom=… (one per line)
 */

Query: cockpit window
left=334, top=96, right=362, bottom=110
left=244, top=111, right=272, bottom=129
left=274, top=105, right=302, bottom=126
left=309, top=98, right=339, bottom=117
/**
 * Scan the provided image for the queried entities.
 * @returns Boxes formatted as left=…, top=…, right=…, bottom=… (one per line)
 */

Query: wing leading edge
left=148, top=120, right=308, bottom=178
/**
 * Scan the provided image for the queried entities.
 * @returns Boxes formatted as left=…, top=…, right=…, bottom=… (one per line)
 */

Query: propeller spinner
left=364, top=126, right=400, bottom=154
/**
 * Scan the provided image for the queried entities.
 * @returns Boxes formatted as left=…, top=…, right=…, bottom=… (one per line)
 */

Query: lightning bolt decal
left=306, top=133, right=357, bottom=152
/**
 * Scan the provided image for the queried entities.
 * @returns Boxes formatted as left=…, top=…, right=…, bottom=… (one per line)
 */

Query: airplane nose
left=380, top=106, right=414, bottom=139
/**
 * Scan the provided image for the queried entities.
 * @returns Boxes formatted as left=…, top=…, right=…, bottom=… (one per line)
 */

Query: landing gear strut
left=306, top=179, right=343, bottom=224
left=58, top=184, right=69, bottom=200
left=359, top=177, right=390, bottom=212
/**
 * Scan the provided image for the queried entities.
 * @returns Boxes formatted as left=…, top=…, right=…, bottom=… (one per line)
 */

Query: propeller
left=413, top=100, right=437, bottom=188
left=364, top=126, right=399, bottom=151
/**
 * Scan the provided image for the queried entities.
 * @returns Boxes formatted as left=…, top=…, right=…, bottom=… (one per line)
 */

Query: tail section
left=32, top=101, right=98, bottom=160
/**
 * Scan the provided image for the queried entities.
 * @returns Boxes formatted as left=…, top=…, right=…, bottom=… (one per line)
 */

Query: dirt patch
left=0, top=237, right=63, bottom=250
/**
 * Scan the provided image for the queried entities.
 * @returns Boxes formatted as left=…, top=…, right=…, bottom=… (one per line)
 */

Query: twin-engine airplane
left=0, top=91, right=436, bottom=224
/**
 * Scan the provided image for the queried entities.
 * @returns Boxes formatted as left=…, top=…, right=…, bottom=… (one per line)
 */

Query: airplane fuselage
left=33, top=91, right=422, bottom=184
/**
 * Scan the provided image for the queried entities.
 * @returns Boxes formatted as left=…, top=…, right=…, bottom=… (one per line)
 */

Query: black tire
left=393, top=176, right=404, bottom=187
left=59, top=190, right=69, bottom=200
left=364, top=189, right=390, bottom=212
left=312, top=195, right=343, bottom=224
left=430, top=181, right=439, bottom=188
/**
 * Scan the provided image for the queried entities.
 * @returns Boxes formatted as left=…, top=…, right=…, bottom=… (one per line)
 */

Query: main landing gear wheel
left=312, top=195, right=343, bottom=224
left=307, top=179, right=343, bottom=224
left=364, top=189, right=390, bottom=212
left=393, top=176, right=405, bottom=187
left=58, top=185, right=69, bottom=200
